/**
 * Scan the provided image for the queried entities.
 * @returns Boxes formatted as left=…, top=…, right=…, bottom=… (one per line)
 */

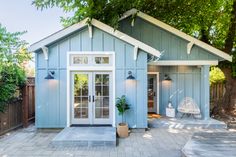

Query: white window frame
left=70, top=55, right=89, bottom=66
left=66, top=51, right=116, bottom=127
left=93, top=55, right=112, bottom=66
left=70, top=53, right=113, bottom=67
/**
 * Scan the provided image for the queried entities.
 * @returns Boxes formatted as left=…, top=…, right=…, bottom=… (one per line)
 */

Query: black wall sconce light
left=126, top=71, right=135, bottom=80
left=164, top=74, right=172, bottom=81
left=45, top=71, right=55, bottom=79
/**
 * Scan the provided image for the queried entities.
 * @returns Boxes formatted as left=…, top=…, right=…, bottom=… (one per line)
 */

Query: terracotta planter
left=117, top=123, right=129, bottom=138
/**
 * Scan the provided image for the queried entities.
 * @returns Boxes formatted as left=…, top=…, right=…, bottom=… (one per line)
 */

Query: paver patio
left=0, top=124, right=227, bottom=157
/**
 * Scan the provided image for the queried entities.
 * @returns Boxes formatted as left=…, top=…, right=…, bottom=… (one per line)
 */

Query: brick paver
left=0, top=125, right=224, bottom=157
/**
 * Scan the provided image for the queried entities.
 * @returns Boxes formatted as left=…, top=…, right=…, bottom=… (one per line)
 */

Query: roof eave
left=28, top=18, right=161, bottom=58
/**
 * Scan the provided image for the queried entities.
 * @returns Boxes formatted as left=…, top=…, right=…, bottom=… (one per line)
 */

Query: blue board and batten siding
left=35, top=27, right=147, bottom=128
left=119, top=17, right=214, bottom=119
left=119, top=17, right=221, bottom=61
left=148, top=65, right=209, bottom=119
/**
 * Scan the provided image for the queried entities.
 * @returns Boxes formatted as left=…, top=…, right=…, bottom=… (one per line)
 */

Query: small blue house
left=29, top=9, right=231, bottom=129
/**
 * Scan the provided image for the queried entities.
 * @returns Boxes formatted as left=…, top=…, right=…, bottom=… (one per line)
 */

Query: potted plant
left=116, top=95, right=130, bottom=138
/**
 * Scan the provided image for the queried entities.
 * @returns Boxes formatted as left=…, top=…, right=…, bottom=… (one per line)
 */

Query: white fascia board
left=148, top=60, right=218, bottom=66
left=28, top=18, right=89, bottom=52
left=91, top=19, right=161, bottom=57
left=28, top=17, right=161, bottom=57
left=120, top=9, right=232, bottom=62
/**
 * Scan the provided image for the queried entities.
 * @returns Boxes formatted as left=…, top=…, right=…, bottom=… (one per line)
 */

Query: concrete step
left=148, top=117, right=227, bottom=129
left=51, top=127, right=116, bottom=147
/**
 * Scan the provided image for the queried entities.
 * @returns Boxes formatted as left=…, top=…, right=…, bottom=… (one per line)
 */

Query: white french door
left=71, top=72, right=112, bottom=125
left=148, top=73, right=159, bottom=113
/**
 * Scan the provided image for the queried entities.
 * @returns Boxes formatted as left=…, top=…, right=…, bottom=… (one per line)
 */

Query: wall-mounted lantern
left=45, top=71, right=55, bottom=79
left=126, top=71, right=135, bottom=80
left=164, top=74, right=172, bottom=81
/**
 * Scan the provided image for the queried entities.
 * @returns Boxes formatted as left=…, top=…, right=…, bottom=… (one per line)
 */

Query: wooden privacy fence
left=0, top=99, right=22, bottom=135
left=210, top=83, right=225, bottom=109
left=0, top=77, right=35, bottom=135
left=210, top=83, right=225, bottom=101
left=22, top=77, right=35, bottom=127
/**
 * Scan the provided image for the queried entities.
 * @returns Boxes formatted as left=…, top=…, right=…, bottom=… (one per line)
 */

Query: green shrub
left=209, top=66, right=225, bottom=85
left=0, top=25, right=31, bottom=112
left=116, top=95, right=130, bottom=123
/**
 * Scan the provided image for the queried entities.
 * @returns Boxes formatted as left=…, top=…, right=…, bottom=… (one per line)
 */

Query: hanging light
left=45, top=71, right=55, bottom=79
left=126, top=71, right=135, bottom=80
left=164, top=74, right=172, bottom=81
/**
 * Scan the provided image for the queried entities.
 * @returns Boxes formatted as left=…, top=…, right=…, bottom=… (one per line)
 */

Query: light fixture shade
left=164, top=74, right=172, bottom=81
left=45, top=71, right=55, bottom=79
left=126, top=71, right=135, bottom=80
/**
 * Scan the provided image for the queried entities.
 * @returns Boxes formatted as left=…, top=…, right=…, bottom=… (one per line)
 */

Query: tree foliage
left=210, top=67, right=226, bottom=84
left=33, top=0, right=235, bottom=50
left=0, top=24, right=31, bottom=112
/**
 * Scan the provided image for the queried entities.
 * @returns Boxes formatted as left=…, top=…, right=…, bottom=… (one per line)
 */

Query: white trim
left=148, top=72, right=159, bottom=114
left=112, top=53, right=116, bottom=127
left=28, top=18, right=161, bottom=58
left=29, top=18, right=88, bottom=52
left=121, top=9, right=232, bottom=62
left=69, top=51, right=114, bottom=55
left=68, top=66, right=113, bottom=71
left=66, top=50, right=70, bottom=127
left=66, top=51, right=116, bottom=127
left=148, top=60, right=218, bottom=66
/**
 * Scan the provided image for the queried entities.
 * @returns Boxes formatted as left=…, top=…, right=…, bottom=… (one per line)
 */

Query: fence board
left=22, top=77, right=35, bottom=127
left=0, top=100, right=22, bottom=135
left=0, top=77, right=35, bottom=135
left=210, top=83, right=225, bottom=109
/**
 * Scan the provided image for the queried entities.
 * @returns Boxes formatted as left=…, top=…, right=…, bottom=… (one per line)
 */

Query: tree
left=210, top=67, right=225, bottom=85
left=0, top=24, right=31, bottom=112
left=33, top=0, right=236, bottom=118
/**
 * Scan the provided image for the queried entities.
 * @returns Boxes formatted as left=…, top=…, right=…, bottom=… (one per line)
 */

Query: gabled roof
left=120, top=9, right=232, bottom=62
left=28, top=18, right=161, bottom=58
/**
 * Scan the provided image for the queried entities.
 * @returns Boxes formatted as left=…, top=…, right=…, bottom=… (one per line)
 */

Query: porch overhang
left=148, top=60, right=218, bottom=66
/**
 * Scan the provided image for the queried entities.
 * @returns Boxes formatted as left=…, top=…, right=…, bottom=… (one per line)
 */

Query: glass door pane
left=94, top=73, right=110, bottom=119
left=148, top=74, right=156, bottom=113
left=73, top=73, right=89, bottom=119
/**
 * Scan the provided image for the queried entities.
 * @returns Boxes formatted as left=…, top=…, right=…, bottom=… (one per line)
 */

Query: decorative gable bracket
left=88, top=25, right=93, bottom=38
left=41, top=46, right=49, bottom=60
left=134, top=46, right=139, bottom=60
left=187, top=42, right=194, bottom=55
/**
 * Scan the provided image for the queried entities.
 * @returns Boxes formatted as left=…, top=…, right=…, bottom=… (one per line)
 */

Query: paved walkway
left=182, top=131, right=236, bottom=157
left=0, top=125, right=225, bottom=157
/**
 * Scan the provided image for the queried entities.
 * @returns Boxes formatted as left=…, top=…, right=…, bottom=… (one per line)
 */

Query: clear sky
left=0, top=0, right=71, bottom=45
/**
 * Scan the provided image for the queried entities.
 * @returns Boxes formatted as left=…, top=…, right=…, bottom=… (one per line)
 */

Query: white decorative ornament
left=133, top=46, right=138, bottom=60
left=187, top=42, right=194, bottom=55
left=41, top=46, right=49, bottom=60
left=88, top=25, right=93, bottom=38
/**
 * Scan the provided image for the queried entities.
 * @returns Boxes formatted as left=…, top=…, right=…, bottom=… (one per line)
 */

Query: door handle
left=89, top=95, right=91, bottom=102
left=93, top=96, right=95, bottom=102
